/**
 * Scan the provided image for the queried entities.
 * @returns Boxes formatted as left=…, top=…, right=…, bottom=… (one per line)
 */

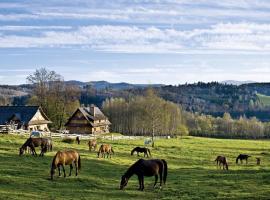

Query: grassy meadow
left=1, top=135, right=270, bottom=199
left=257, top=93, right=270, bottom=106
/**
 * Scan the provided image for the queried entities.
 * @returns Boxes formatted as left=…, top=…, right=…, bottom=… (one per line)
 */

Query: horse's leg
left=62, top=165, right=66, bottom=177
left=246, top=158, right=248, bottom=164
left=153, top=175, right=158, bottom=188
left=58, top=165, right=61, bottom=176
left=138, top=176, right=142, bottom=190
left=69, top=164, right=73, bottom=176
left=75, top=160, right=78, bottom=176
left=141, top=176, right=145, bottom=191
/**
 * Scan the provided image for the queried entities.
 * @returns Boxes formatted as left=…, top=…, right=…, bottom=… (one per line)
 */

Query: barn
left=65, top=105, right=111, bottom=135
left=0, top=106, right=52, bottom=131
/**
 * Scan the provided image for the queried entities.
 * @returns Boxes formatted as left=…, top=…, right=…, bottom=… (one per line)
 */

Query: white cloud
left=0, top=23, right=270, bottom=53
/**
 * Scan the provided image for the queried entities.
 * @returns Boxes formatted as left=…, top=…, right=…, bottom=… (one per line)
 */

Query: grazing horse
left=131, top=147, right=151, bottom=157
left=256, top=157, right=261, bottom=165
left=120, top=159, right=167, bottom=191
left=76, top=136, right=80, bottom=145
left=88, top=139, right=97, bottom=151
left=19, top=137, right=51, bottom=156
left=50, top=150, right=81, bottom=180
left=97, top=144, right=114, bottom=158
left=236, top=154, right=251, bottom=164
left=215, top=156, right=229, bottom=170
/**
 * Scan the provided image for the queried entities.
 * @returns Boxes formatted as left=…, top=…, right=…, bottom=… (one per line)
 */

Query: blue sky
left=1, top=0, right=270, bottom=85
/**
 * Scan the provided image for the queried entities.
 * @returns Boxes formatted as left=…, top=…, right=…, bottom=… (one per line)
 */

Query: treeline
left=102, top=89, right=188, bottom=139
left=185, top=112, right=270, bottom=139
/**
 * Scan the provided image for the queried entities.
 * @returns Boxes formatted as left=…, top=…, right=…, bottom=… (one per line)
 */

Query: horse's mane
left=21, top=138, right=31, bottom=149
left=124, top=159, right=144, bottom=178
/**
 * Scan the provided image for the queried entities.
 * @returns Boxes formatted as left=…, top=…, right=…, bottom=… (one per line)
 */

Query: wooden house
left=65, top=105, right=111, bottom=135
left=0, top=106, right=51, bottom=131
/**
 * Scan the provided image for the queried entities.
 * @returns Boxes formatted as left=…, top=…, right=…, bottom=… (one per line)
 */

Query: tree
left=27, top=68, right=80, bottom=130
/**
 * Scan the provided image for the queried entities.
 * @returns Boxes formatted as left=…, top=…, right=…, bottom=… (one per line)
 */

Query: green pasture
left=0, top=135, right=270, bottom=200
left=257, top=93, right=270, bottom=106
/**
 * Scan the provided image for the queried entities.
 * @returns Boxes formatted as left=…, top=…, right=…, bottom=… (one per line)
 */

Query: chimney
left=90, top=104, right=95, bottom=116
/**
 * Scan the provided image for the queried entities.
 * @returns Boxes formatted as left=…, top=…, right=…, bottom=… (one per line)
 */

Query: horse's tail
left=161, top=159, right=167, bottom=185
left=236, top=156, right=239, bottom=164
left=111, top=147, right=114, bottom=154
left=78, top=154, right=81, bottom=170
left=147, top=148, right=151, bottom=157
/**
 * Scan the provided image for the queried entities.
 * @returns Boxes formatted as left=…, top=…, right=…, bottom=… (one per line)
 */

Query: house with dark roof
left=0, top=106, right=52, bottom=131
left=65, top=105, right=111, bottom=134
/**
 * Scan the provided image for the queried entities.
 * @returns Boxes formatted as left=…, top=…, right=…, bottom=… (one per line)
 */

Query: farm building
left=0, top=106, right=51, bottom=131
left=65, top=105, right=111, bottom=134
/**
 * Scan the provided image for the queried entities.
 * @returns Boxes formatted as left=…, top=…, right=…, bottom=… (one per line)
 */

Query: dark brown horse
left=50, top=150, right=81, bottom=180
left=19, top=137, right=52, bottom=156
left=76, top=136, right=80, bottom=145
left=97, top=144, right=114, bottom=158
left=131, top=147, right=151, bottom=157
left=215, top=156, right=229, bottom=170
left=236, top=154, right=251, bottom=164
left=88, top=139, right=97, bottom=151
left=120, top=159, right=167, bottom=191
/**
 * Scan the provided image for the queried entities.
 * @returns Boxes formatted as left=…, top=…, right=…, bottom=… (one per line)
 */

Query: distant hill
left=66, top=80, right=163, bottom=90
left=221, top=80, right=256, bottom=85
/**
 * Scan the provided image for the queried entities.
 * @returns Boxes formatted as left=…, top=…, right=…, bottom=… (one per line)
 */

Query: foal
left=88, top=139, right=97, bottom=151
left=215, top=156, right=229, bottom=170
left=50, top=150, right=81, bottom=180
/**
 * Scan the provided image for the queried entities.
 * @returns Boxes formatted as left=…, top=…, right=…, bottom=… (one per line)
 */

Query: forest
left=2, top=68, right=270, bottom=139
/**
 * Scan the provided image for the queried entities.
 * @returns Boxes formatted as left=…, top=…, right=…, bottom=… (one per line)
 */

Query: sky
left=1, top=0, right=270, bottom=85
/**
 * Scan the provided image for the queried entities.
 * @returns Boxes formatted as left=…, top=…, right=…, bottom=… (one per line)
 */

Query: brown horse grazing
left=50, top=150, right=81, bottom=180
left=215, top=156, right=229, bottom=170
left=19, top=137, right=51, bottom=156
left=236, top=154, right=251, bottom=164
left=88, top=139, right=97, bottom=151
left=131, top=147, right=151, bottom=157
left=97, top=144, right=114, bottom=158
left=120, top=159, right=167, bottom=191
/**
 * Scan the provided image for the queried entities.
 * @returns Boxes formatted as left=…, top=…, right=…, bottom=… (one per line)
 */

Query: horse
left=236, top=154, right=251, bottom=164
left=97, top=144, right=114, bottom=158
left=88, top=139, right=97, bottom=151
left=256, top=157, right=261, bottom=165
left=215, top=156, right=228, bottom=170
left=131, top=147, right=151, bottom=157
left=120, top=159, right=167, bottom=191
left=50, top=150, right=81, bottom=180
left=19, top=137, right=51, bottom=156
left=76, top=136, right=80, bottom=145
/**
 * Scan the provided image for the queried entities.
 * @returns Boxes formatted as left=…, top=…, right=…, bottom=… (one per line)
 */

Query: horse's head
left=19, top=147, right=24, bottom=156
left=120, top=175, right=129, bottom=190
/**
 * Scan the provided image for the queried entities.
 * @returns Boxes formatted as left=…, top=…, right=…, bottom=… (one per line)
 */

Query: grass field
left=257, top=93, right=270, bottom=106
left=1, top=135, right=270, bottom=200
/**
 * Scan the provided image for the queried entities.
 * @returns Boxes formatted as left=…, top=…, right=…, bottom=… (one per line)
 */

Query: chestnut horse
left=215, top=155, right=228, bottom=170
left=50, top=150, right=81, bottom=180
left=88, top=139, right=97, bottom=151
left=97, top=144, right=114, bottom=158
left=120, top=159, right=167, bottom=191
